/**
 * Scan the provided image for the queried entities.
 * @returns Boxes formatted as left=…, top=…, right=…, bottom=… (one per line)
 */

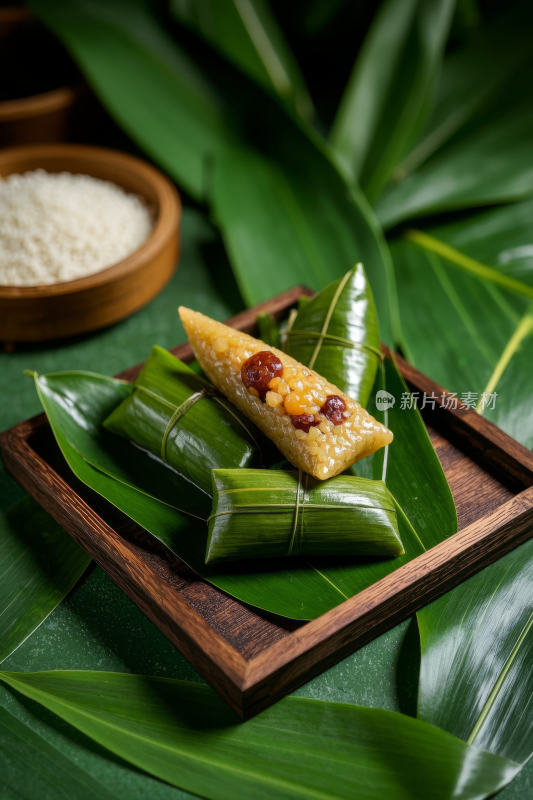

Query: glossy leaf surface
left=211, top=143, right=399, bottom=346
left=390, top=204, right=533, bottom=449
left=285, top=264, right=381, bottom=408
left=170, top=0, right=313, bottom=118
left=376, top=4, right=533, bottom=228
left=31, top=0, right=398, bottom=347
left=392, top=2, right=533, bottom=182
left=0, top=670, right=520, bottom=800
left=0, top=497, right=91, bottom=664
left=32, top=366, right=450, bottom=619
left=103, top=345, right=259, bottom=496
left=315, top=356, right=457, bottom=599
left=418, top=536, right=533, bottom=765
left=330, top=0, right=455, bottom=203
left=207, top=469, right=402, bottom=563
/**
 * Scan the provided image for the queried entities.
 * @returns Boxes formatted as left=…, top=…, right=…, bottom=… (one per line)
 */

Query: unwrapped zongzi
left=206, top=469, right=403, bottom=563
left=179, top=307, right=392, bottom=481
left=103, top=345, right=260, bottom=495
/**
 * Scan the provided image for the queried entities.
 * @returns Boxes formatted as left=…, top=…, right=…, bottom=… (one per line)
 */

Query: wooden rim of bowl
left=0, top=8, right=78, bottom=121
left=0, top=143, right=182, bottom=298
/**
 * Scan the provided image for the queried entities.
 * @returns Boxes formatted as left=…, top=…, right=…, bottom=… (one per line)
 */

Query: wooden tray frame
left=2, top=285, right=533, bottom=719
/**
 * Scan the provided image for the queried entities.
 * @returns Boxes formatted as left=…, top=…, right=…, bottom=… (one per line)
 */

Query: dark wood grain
left=2, top=285, right=533, bottom=719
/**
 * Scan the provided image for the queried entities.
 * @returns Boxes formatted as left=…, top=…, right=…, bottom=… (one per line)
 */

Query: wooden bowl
left=0, top=144, right=181, bottom=342
left=0, top=9, right=79, bottom=146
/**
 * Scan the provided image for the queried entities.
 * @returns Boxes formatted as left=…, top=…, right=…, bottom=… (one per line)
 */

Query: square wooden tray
left=2, top=285, right=533, bottom=719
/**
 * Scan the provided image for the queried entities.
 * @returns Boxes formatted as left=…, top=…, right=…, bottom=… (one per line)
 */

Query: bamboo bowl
left=0, top=8, right=80, bottom=146
left=0, top=144, right=181, bottom=342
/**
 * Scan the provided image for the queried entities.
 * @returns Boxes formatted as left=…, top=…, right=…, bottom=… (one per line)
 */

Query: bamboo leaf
left=392, top=2, right=533, bottom=182
left=330, top=0, right=455, bottom=204
left=31, top=366, right=443, bottom=620
left=30, top=0, right=399, bottom=346
left=390, top=203, right=533, bottom=449
left=103, top=346, right=261, bottom=497
left=207, top=469, right=403, bottom=563
left=376, top=4, right=533, bottom=228
left=0, top=670, right=520, bottom=800
left=417, top=536, right=533, bottom=766
left=0, top=703, right=120, bottom=800
left=285, top=264, right=381, bottom=408
left=211, top=142, right=399, bottom=346
left=170, top=0, right=313, bottom=119
left=0, top=498, right=91, bottom=665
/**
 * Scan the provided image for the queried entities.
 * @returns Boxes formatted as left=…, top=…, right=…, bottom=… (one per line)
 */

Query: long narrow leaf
left=0, top=670, right=520, bottom=800
left=390, top=205, right=533, bottom=449
left=32, top=366, right=450, bottom=619
left=417, top=536, right=533, bottom=766
left=31, top=0, right=399, bottom=346
left=376, top=2, right=533, bottom=229
left=330, top=0, right=455, bottom=203
left=170, top=0, right=313, bottom=118
left=0, top=498, right=91, bottom=665
left=392, top=2, right=533, bottom=182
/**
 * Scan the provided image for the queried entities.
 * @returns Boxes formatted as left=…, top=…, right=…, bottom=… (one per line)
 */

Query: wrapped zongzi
left=206, top=469, right=403, bottom=563
left=286, top=264, right=381, bottom=407
left=103, top=345, right=260, bottom=495
left=179, top=307, right=392, bottom=481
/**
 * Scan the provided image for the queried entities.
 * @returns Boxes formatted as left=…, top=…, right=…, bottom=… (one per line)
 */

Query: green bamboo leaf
left=285, top=264, right=381, bottom=408
left=391, top=2, right=533, bottom=183
left=103, top=346, right=261, bottom=497
left=316, top=356, right=457, bottom=599
left=0, top=498, right=91, bottom=665
left=0, top=670, right=520, bottom=800
left=170, top=0, right=313, bottom=119
left=211, top=142, right=399, bottom=346
left=256, top=313, right=281, bottom=349
left=417, top=536, right=533, bottom=765
left=31, top=367, right=440, bottom=619
left=207, top=469, right=403, bottom=563
left=0, top=704, right=120, bottom=800
left=390, top=203, right=533, bottom=449
left=30, top=0, right=400, bottom=347
left=330, top=0, right=455, bottom=204
left=375, top=5, right=533, bottom=228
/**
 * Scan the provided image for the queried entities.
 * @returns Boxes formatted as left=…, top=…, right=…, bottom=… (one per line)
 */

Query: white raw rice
left=0, top=169, right=153, bottom=286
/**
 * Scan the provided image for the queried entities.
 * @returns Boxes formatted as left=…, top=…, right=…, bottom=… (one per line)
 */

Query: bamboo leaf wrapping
left=206, top=469, right=403, bottom=563
left=285, top=264, right=381, bottom=407
left=103, top=346, right=260, bottom=496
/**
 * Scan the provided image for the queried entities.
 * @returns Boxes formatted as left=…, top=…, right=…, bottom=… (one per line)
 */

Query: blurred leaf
left=330, top=0, right=455, bottom=204
left=376, top=3, right=533, bottom=228
left=30, top=0, right=236, bottom=200
left=390, top=204, right=533, bottom=449
left=417, top=536, right=533, bottom=765
left=212, top=144, right=400, bottom=346
left=170, top=0, right=313, bottom=119
left=0, top=497, right=91, bottom=665
left=31, top=0, right=399, bottom=346
left=0, top=670, right=520, bottom=800
left=0, top=705, right=120, bottom=800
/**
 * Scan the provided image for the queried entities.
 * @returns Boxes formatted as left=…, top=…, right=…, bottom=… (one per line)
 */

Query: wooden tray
left=2, top=286, right=533, bottom=719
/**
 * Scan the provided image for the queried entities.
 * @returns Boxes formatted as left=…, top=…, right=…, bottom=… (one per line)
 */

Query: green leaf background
left=2, top=0, right=533, bottom=796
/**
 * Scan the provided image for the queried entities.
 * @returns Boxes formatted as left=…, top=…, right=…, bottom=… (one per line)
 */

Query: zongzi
left=179, top=308, right=393, bottom=480
left=103, top=345, right=260, bottom=496
left=206, top=469, right=403, bottom=563
left=286, top=264, right=381, bottom=407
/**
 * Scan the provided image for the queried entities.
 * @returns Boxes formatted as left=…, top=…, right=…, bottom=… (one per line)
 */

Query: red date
left=321, top=395, right=346, bottom=425
left=290, top=414, right=321, bottom=433
left=241, top=351, right=283, bottom=397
